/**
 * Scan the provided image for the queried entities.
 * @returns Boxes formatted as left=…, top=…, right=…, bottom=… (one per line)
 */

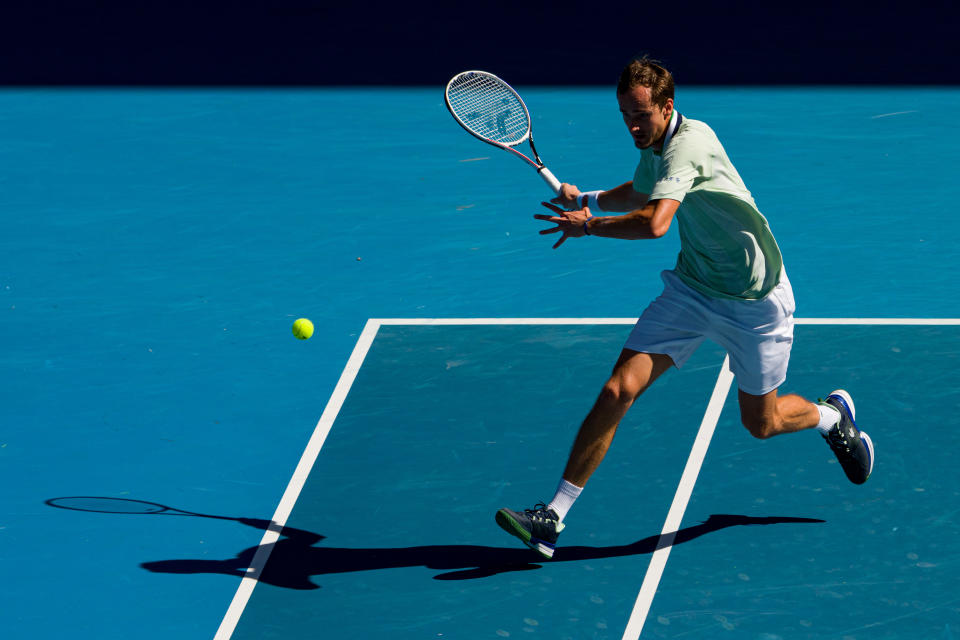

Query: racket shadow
left=44, top=495, right=294, bottom=537
left=133, top=513, right=824, bottom=590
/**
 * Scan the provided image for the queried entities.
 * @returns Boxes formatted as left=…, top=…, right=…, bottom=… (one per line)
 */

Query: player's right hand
left=550, top=183, right=583, bottom=210
left=535, top=201, right=592, bottom=249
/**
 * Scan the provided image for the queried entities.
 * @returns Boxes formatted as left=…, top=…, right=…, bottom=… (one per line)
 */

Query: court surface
left=2, top=87, right=959, bottom=639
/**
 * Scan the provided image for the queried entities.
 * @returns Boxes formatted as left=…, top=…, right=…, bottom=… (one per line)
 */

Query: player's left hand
left=535, top=202, right=592, bottom=249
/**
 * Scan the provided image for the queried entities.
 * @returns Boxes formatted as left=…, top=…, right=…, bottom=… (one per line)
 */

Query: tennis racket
left=444, top=70, right=562, bottom=195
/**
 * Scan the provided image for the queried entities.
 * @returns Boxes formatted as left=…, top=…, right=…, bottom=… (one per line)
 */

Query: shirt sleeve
left=649, top=131, right=712, bottom=202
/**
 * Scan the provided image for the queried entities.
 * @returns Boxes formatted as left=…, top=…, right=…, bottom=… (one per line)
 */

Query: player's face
left=618, top=86, right=674, bottom=151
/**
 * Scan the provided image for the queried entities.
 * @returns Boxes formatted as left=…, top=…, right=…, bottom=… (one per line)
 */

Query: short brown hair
left=616, top=56, right=674, bottom=108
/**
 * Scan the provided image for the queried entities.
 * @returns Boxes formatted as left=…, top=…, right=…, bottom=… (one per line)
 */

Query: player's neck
left=653, top=110, right=680, bottom=155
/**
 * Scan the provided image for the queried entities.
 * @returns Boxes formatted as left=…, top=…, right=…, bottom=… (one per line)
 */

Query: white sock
left=816, top=403, right=841, bottom=434
left=547, top=479, right=583, bottom=522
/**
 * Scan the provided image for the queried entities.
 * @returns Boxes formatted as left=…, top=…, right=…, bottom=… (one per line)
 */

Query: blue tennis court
left=2, top=87, right=959, bottom=639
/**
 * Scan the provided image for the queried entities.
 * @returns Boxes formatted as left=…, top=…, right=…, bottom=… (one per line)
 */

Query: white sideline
left=621, top=357, right=734, bottom=640
left=213, top=319, right=381, bottom=640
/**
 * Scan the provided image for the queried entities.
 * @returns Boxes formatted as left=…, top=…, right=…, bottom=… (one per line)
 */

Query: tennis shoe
left=495, top=503, right=564, bottom=559
left=820, top=389, right=874, bottom=484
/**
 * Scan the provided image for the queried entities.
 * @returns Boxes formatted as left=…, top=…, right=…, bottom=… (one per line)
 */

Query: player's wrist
left=579, top=190, right=603, bottom=212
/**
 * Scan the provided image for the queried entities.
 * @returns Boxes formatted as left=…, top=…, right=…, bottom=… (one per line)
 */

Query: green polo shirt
left=633, top=115, right=783, bottom=300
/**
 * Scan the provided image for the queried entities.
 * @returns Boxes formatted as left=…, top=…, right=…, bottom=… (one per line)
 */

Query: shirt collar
left=655, top=109, right=683, bottom=156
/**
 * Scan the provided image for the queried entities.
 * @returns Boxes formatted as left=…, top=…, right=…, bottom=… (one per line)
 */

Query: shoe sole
left=860, top=430, right=875, bottom=480
left=495, top=510, right=555, bottom=559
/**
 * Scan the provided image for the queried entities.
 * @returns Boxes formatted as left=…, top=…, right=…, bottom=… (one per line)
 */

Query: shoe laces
left=826, top=423, right=854, bottom=452
left=525, top=502, right=556, bottom=522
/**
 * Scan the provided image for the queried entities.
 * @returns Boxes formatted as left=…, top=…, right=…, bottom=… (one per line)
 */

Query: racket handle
left=538, top=167, right=561, bottom=194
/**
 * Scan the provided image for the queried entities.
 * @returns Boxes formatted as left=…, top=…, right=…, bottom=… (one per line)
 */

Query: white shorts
left=624, top=269, right=796, bottom=396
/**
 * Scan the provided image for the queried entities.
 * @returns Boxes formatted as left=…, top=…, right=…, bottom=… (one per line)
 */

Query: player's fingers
left=540, top=201, right=564, bottom=214
left=533, top=213, right=562, bottom=222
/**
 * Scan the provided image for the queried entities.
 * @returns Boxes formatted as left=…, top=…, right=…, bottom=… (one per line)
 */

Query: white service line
left=213, top=319, right=383, bottom=640
left=621, top=356, right=735, bottom=640
left=795, top=318, right=960, bottom=325
left=375, top=317, right=638, bottom=325
left=374, top=317, right=960, bottom=326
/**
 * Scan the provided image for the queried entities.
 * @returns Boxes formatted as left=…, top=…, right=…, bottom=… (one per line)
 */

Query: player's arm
left=590, top=181, right=650, bottom=212
left=535, top=198, right=680, bottom=249
left=585, top=198, right=680, bottom=239
left=551, top=181, right=649, bottom=212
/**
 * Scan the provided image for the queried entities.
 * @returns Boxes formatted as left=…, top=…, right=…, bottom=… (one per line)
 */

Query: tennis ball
left=292, top=318, right=314, bottom=340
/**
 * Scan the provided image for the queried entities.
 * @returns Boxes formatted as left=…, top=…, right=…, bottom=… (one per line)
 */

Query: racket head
left=46, top=496, right=180, bottom=514
left=444, top=71, right=532, bottom=149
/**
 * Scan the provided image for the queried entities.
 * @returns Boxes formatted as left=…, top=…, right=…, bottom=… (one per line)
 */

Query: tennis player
left=496, top=57, right=874, bottom=560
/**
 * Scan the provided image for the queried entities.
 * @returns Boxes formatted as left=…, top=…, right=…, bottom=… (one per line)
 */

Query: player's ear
left=662, top=98, right=674, bottom=119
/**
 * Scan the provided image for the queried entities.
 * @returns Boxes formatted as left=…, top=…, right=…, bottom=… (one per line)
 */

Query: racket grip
left=538, top=167, right=561, bottom=194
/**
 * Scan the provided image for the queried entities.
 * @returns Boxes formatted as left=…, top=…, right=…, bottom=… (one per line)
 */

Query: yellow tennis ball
left=292, top=318, right=314, bottom=340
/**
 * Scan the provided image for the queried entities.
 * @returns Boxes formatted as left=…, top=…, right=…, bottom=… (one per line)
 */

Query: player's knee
left=741, top=413, right=777, bottom=439
left=597, top=378, right=639, bottom=409
left=597, top=381, right=625, bottom=408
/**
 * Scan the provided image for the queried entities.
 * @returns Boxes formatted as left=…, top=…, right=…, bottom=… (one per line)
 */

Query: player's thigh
left=606, top=349, right=674, bottom=400
left=623, top=270, right=708, bottom=371
left=711, top=278, right=795, bottom=397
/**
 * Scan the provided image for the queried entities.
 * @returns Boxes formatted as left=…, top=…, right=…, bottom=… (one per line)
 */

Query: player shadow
left=138, top=513, right=825, bottom=590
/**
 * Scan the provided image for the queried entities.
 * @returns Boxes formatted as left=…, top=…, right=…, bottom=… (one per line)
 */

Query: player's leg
left=716, top=272, right=874, bottom=484
left=495, top=270, right=706, bottom=558
left=560, top=349, right=674, bottom=486
left=737, top=387, right=873, bottom=484
left=495, top=349, right=673, bottom=559
left=736, top=388, right=818, bottom=439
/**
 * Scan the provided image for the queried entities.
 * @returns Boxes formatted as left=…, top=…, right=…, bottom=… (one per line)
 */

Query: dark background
left=1, top=1, right=958, bottom=85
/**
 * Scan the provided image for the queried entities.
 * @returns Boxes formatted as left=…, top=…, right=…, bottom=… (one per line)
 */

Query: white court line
left=214, top=316, right=960, bottom=638
left=376, top=317, right=960, bottom=326
left=795, top=318, right=960, bottom=325
left=870, top=110, right=919, bottom=119
left=621, top=356, right=734, bottom=640
left=213, top=319, right=382, bottom=640
left=376, top=317, right=638, bottom=325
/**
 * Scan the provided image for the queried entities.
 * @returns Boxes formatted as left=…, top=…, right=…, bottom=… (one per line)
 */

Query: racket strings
left=446, top=73, right=530, bottom=145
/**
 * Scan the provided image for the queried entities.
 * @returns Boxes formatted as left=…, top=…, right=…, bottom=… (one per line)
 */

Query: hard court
left=2, top=87, right=958, bottom=639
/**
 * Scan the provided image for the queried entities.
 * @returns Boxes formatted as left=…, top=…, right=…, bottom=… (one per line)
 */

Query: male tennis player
left=495, top=57, right=874, bottom=559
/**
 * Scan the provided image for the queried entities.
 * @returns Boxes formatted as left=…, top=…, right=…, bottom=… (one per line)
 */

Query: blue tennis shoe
left=820, top=389, right=874, bottom=484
